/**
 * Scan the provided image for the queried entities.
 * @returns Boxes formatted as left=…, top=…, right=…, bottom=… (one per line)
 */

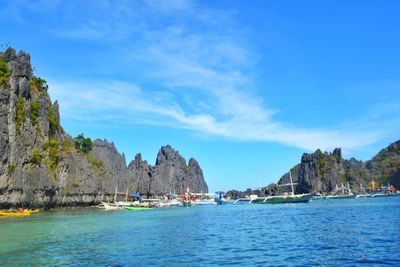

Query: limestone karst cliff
left=0, top=48, right=208, bottom=208
left=277, top=141, right=400, bottom=194
left=128, top=145, right=208, bottom=197
left=226, top=140, right=400, bottom=198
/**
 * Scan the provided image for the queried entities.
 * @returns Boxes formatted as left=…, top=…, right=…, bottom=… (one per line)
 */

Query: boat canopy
left=192, top=193, right=215, bottom=196
left=120, top=193, right=142, bottom=198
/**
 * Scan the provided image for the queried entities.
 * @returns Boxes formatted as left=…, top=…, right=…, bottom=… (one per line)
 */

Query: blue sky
left=1, top=0, right=399, bottom=192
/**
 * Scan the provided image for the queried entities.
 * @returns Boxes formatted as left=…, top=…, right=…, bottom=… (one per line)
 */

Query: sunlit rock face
left=128, top=145, right=208, bottom=197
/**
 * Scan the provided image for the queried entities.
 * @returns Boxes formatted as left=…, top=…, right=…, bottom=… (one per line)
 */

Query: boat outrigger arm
left=276, top=171, right=298, bottom=195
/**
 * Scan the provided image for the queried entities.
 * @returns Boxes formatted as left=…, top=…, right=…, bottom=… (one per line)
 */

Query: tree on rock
left=74, top=134, right=92, bottom=153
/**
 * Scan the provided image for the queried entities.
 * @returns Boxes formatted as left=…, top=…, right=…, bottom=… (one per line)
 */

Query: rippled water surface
left=1, top=197, right=399, bottom=266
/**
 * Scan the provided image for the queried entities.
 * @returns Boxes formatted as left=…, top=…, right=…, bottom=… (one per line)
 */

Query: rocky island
left=0, top=48, right=208, bottom=209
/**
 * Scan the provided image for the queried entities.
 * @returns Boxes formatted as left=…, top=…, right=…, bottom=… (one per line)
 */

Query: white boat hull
left=193, top=200, right=217, bottom=205
left=101, top=202, right=120, bottom=210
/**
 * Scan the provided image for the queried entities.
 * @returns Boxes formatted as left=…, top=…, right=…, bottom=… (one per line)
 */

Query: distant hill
left=0, top=48, right=207, bottom=209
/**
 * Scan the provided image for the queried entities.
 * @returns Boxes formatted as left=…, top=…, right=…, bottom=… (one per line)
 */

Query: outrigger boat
left=101, top=186, right=122, bottom=210
left=251, top=193, right=313, bottom=204
left=122, top=206, right=152, bottom=211
left=371, top=184, right=400, bottom=198
left=214, top=191, right=235, bottom=205
left=233, top=195, right=258, bottom=205
left=180, top=188, right=192, bottom=207
left=251, top=172, right=313, bottom=204
left=160, top=194, right=182, bottom=207
left=326, top=183, right=356, bottom=199
left=101, top=186, right=142, bottom=210
left=355, top=183, right=372, bottom=198
left=192, top=193, right=217, bottom=205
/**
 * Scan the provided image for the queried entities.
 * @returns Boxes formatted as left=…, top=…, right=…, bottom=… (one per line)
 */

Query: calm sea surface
left=0, top=197, right=399, bottom=266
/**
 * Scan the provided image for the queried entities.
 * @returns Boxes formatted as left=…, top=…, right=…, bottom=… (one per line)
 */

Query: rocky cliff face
left=0, top=48, right=208, bottom=208
left=226, top=140, right=400, bottom=198
left=278, top=141, right=400, bottom=194
left=129, top=145, right=208, bottom=197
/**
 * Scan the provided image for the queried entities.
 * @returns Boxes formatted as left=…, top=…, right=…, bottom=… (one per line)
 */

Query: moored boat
left=214, top=191, right=235, bottom=205
left=251, top=171, right=313, bottom=204
left=160, top=195, right=182, bottom=207
left=355, top=193, right=372, bottom=198
left=122, top=206, right=153, bottom=211
left=251, top=193, right=313, bottom=204
left=0, top=210, right=32, bottom=217
left=326, top=194, right=356, bottom=200
left=192, top=193, right=217, bottom=205
left=101, top=187, right=143, bottom=210
left=371, top=192, right=400, bottom=198
left=325, top=183, right=356, bottom=199
left=101, top=202, right=121, bottom=210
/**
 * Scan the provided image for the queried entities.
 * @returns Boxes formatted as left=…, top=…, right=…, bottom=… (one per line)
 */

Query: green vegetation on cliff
left=29, top=101, right=40, bottom=125
left=60, top=139, right=73, bottom=156
left=7, top=163, right=15, bottom=175
left=42, top=139, right=59, bottom=184
left=16, top=96, right=26, bottom=133
left=48, top=139, right=59, bottom=172
left=30, top=76, right=48, bottom=93
left=47, top=106, right=59, bottom=136
left=87, top=154, right=105, bottom=177
left=0, top=53, right=11, bottom=87
left=30, top=148, right=42, bottom=165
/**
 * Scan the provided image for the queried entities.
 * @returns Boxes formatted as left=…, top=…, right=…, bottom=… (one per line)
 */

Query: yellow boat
left=28, top=209, right=40, bottom=213
left=0, top=210, right=32, bottom=217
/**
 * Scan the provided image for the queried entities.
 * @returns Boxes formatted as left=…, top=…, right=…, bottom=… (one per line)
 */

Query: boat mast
left=114, top=185, right=117, bottom=203
left=289, top=171, right=295, bottom=196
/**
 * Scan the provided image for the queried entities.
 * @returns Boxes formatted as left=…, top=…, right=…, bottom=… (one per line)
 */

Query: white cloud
left=20, top=0, right=398, bottom=153
left=49, top=77, right=388, bottom=153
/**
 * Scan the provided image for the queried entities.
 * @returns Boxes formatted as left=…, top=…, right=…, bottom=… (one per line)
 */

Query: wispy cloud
left=49, top=77, right=388, bottom=153
left=10, top=0, right=399, bottom=153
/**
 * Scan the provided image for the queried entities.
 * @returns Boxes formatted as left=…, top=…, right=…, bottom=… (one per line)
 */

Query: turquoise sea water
left=0, top=197, right=399, bottom=266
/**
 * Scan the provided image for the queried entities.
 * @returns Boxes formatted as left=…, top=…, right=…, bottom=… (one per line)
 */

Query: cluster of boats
left=233, top=189, right=400, bottom=204
left=99, top=175, right=400, bottom=210
left=98, top=188, right=219, bottom=211
left=233, top=174, right=400, bottom=205
left=3, top=177, right=398, bottom=214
